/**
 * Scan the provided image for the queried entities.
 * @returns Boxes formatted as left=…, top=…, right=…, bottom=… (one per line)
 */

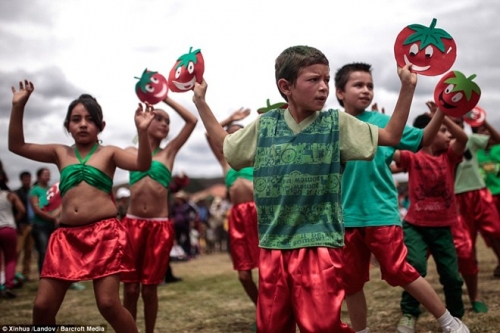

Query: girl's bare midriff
left=127, top=177, right=169, bottom=218
left=228, top=177, right=254, bottom=204
left=60, top=182, right=120, bottom=226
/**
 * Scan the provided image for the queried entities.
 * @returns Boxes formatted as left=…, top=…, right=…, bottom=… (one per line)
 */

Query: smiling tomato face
left=135, top=69, right=169, bottom=105
left=394, top=18, right=456, bottom=76
left=168, top=47, right=204, bottom=93
left=434, top=70, right=481, bottom=118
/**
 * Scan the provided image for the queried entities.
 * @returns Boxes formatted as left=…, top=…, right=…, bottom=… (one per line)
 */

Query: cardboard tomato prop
left=135, top=69, right=168, bottom=105
left=168, top=47, right=204, bottom=92
left=44, top=182, right=61, bottom=213
left=434, top=70, right=481, bottom=118
left=257, top=99, right=288, bottom=114
left=463, top=106, right=486, bottom=127
left=394, top=18, right=456, bottom=76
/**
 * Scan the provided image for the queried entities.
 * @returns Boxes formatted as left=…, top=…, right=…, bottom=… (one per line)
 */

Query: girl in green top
left=8, top=80, right=155, bottom=333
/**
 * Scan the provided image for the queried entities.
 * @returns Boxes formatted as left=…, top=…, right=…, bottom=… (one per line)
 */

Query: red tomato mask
left=463, top=106, right=486, bottom=128
left=257, top=99, right=288, bottom=114
left=44, top=182, right=62, bottom=213
left=394, top=18, right=456, bottom=76
left=135, top=69, right=168, bottom=105
left=168, top=47, right=204, bottom=92
left=434, top=71, right=481, bottom=118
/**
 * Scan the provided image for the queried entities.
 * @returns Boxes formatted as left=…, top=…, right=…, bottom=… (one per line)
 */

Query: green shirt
left=224, top=108, right=378, bottom=249
left=454, top=134, right=489, bottom=194
left=29, top=185, right=50, bottom=225
left=342, top=111, right=423, bottom=227
left=477, top=144, right=500, bottom=195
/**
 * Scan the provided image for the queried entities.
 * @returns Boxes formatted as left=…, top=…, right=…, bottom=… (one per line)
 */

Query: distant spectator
left=14, top=171, right=34, bottom=281
left=0, top=167, right=25, bottom=298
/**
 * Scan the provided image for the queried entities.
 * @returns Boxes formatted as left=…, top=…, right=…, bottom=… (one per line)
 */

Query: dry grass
left=1, top=239, right=499, bottom=333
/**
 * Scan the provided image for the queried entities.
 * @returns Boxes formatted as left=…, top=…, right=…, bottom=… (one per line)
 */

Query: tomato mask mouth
left=154, top=83, right=168, bottom=98
left=172, top=76, right=196, bottom=91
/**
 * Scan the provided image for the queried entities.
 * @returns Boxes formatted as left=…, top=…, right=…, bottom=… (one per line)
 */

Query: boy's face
left=432, top=124, right=451, bottom=152
left=284, top=64, right=330, bottom=111
left=336, top=71, right=373, bottom=112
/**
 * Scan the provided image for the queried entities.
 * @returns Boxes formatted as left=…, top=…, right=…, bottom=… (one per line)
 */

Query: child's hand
left=371, top=102, right=385, bottom=114
left=192, top=79, right=208, bottom=106
left=231, top=107, right=251, bottom=121
left=425, top=100, right=438, bottom=117
left=397, top=63, right=417, bottom=87
left=134, top=102, right=155, bottom=132
left=11, top=80, right=34, bottom=106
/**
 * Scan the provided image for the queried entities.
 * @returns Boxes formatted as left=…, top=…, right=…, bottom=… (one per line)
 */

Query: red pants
left=455, top=189, right=500, bottom=274
left=343, top=226, right=420, bottom=294
left=257, top=247, right=354, bottom=333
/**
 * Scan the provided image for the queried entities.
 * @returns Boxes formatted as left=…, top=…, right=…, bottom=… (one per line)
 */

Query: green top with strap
left=225, top=167, right=253, bottom=188
left=129, top=147, right=172, bottom=188
left=59, top=143, right=113, bottom=197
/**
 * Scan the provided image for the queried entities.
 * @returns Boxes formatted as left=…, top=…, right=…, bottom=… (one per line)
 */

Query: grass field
left=1, top=238, right=499, bottom=333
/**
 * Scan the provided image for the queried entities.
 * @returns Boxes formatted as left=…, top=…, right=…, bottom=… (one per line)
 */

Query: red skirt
left=41, top=218, right=134, bottom=281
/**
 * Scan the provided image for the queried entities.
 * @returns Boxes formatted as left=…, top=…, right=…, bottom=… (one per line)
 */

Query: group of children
left=8, top=44, right=499, bottom=332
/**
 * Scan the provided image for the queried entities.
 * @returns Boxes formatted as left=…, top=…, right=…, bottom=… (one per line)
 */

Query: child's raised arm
left=192, top=80, right=229, bottom=157
left=113, top=103, right=155, bottom=171
left=378, top=64, right=417, bottom=146
left=8, top=80, right=59, bottom=163
left=444, top=115, right=468, bottom=156
left=162, top=96, right=198, bottom=159
left=420, top=101, right=446, bottom=147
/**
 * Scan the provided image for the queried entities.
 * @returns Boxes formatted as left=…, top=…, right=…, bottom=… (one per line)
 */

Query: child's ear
left=335, top=88, right=344, bottom=102
left=277, top=79, right=292, bottom=98
left=101, top=120, right=106, bottom=132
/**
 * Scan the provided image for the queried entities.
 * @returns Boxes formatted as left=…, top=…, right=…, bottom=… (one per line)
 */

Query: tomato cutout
left=135, top=69, right=168, bottom=105
left=434, top=70, right=481, bottom=118
left=168, top=47, right=205, bottom=92
left=394, top=18, right=456, bottom=76
left=44, top=182, right=62, bottom=213
left=257, top=98, right=288, bottom=114
left=463, top=106, right=486, bottom=127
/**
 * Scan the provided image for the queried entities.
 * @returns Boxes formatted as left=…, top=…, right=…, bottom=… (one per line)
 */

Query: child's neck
left=288, top=103, right=318, bottom=124
left=344, top=105, right=365, bottom=117
left=75, top=141, right=97, bottom=154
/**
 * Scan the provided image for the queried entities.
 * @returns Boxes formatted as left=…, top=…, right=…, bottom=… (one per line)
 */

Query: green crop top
left=225, top=167, right=253, bottom=188
left=129, top=148, right=172, bottom=188
left=59, top=143, right=113, bottom=197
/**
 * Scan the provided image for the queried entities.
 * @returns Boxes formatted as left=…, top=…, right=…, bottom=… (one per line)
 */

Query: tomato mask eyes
left=394, top=18, right=457, bottom=76
left=257, top=99, right=288, bottom=114
left=434, top=70, right=481, bottom=118
left=135, top=69, right=169, bottom=105
left=168, top=46, right=205, bottom=93
left=463, top=106, right=486, bottom=128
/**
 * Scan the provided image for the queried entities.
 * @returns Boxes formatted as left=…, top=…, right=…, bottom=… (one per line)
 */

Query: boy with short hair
left=393, top=113, right=469, bottom=333
left=335, top=62, right=469, bottom=333
left=193, top=45, right=415, bottom=333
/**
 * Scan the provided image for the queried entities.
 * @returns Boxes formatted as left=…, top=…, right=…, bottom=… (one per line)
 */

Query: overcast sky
left=1, top=0, right=499, bottom=189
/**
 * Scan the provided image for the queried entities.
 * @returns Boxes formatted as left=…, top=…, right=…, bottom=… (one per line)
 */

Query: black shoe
left=164, top=276, right=183, bottom=284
